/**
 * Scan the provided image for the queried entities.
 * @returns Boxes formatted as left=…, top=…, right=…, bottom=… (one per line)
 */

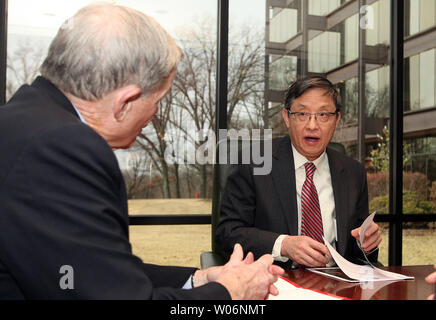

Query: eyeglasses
left=287, top=110, right=338, bottom=123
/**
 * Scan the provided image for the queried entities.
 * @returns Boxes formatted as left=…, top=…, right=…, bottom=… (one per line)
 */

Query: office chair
left=327, top=141, right=346, bottom=154
left=200, top=138, right=262, bottom=269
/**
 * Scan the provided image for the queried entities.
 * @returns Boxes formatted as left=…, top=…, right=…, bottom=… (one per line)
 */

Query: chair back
left=211, top=138, right=271, bottom=257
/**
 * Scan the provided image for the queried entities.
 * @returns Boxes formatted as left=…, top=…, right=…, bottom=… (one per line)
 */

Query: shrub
left=367, top=171, right=430, bottom=202
left=431, top=181, right=436, bottom=207
left=369, top=190, right=435, bottom=228
left=369, top=193, right=389, bottom=214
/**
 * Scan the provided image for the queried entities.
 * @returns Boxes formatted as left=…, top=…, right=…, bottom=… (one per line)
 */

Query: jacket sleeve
left=216, top=164, right=281, bottom=261
left=0, top=123, right=229, bottom=300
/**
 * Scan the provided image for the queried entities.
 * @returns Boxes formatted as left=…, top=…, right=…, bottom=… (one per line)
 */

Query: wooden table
left=284, top=265, right=435, bottom=300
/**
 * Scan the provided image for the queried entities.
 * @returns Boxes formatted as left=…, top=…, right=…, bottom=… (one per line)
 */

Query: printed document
left=268, top=277, right=344, bottom=300
left=309, top=213, right=414, bottom=282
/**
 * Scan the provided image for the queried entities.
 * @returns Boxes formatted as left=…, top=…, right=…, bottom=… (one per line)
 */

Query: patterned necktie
left=301, top=162, right=324, bottom=243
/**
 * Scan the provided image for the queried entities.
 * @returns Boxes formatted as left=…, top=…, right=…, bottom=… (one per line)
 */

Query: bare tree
left=122, top=150, right=151, bottom=199
left=127, top=18, right=266, bottom=199
left=170, top=18, right=266, bottom=198
left=136, top=90, right=176, bottom=198
left=7, top=39, right=45, bottom=100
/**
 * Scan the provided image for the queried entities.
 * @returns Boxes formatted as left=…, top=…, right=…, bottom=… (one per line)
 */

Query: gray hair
left=40, top=3, right=182, bottom=101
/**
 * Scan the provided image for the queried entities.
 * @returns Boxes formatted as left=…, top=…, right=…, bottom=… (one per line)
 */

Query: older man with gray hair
left=0, top=4, right=282, bottom=300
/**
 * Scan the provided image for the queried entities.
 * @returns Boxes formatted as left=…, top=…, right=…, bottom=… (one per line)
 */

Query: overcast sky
left=8, top=0, right=265, bottom=38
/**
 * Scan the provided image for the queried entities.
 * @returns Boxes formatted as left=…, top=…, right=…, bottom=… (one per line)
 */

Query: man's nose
left=306, top=115, right=320, bottom=130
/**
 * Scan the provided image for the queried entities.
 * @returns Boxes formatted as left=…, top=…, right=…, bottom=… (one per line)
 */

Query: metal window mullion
left=389, top=0, right=404, bottom=267
left=212, top=0, right=229, bottom=253
left=0, top=0, right=8, bottom=105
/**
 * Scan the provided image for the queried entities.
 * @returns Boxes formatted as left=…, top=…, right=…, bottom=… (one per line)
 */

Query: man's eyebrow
left=318, top=105, right=332, bottom=110
left=293, top=103, right=308, bottom=109
left=293, top=103, right=332, bottom=110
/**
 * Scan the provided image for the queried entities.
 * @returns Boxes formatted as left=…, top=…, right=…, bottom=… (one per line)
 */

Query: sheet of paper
left=357, top=212, right=377, bottom=267
left=308, top=267, right=360, bottom=282
left=322, top=213, right=414, bottom=282
left=360, top=212, right=376, bottom=245
left=324, top=239, right=413, bottom=281
left=268, top=277, right=343, bottom=300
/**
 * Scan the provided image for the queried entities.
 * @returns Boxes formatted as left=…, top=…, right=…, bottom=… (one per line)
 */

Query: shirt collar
left=71, top=104, right=87, bottom=124
left=291, top=143, right=327, bottom=170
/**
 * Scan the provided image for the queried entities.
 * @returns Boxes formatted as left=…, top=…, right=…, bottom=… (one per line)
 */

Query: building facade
left=266, top=0, right=436, bottom=178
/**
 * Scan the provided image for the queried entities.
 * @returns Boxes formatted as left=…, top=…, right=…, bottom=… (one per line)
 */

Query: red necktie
left=301, top=162, right=324, bottom=243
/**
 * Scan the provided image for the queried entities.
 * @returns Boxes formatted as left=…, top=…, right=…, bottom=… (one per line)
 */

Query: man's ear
left=114, top=86, right=142, bottom=122
left=335, top=111, right=342, bottom=127
left=282, top=108, right=290, bottom=128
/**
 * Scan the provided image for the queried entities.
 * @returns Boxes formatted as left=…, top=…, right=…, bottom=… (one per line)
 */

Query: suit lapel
left=271, top=136, right=298, bottom=236
left=327, top=148, right=348, bottom=256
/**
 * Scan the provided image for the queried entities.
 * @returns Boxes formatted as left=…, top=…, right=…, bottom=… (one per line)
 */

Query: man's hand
left=192, top=247, right=255, bottom=287
left=209, top=244, right=284, bottom=300
left=351, top=221, right=382, bottom=253
left=425, top=264, right=436, bottom=300
left=281, top=235, right=331, bottom=267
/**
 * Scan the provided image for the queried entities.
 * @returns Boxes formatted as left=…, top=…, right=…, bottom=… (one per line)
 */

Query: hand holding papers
left=352, top=212, right=382, bottom=256
left=309, top=213, right=414, bottom=282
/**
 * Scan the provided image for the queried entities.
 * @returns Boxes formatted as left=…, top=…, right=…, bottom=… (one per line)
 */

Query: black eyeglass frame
left=286, top=109, right=339, bottom=122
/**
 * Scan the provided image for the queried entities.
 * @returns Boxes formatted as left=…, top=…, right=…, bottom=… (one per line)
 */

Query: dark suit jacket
left=216, top=136, right=378, bottom=269
left=0, top=77, right=230, bottom=300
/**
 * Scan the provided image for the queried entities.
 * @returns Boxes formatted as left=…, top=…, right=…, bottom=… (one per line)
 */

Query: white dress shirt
left=272, top=144, right=337, bottom=265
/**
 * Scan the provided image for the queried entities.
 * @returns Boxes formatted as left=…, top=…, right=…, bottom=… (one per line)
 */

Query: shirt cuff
left=272, top=234, right=290, bottom=262
left=182, top=275, right=194, bottom=290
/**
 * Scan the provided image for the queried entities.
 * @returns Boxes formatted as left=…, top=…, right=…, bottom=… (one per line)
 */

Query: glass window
left=309, top=0, right=341, bottom=16
left=405, top=48, right=436, bottom=111
left=7, top=0, right=218, bottom=267
left=8, top=0, right=218, bottom=209
left=130, top=225, right=211, bottom=268
left=366, top=65, right=390, bottom=118
left=269, top=55, right=298, bottom=91
left=342, top=77, right=358, bottom=125
left=269, top=8, right=299, bottom=43
left=344, top=14, right=359, bottom=64
left=408, top=0, right=436, bottom=36
left=228, top=0, right=266, bottom=131
left=366, top=0, right=390, bottom=46
left=402, top=225, right=436, bottom=265
left=308, top=31, right=341, bottom=73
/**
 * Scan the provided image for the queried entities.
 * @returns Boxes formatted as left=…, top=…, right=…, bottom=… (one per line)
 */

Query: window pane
left=228, top=0, right=266, bottom=131
left=309, top=0, right=341, bottom=16
left=7, top=0, right=217, bottom=216
left=269, top=8, right=299, bottom=43
left=407, top=0, right=436, bottom=37
left=308, top=31, right=341, bottom=73
left=366, top=0, right=390, bottom=46
left=405, top=48, right=436, bottom=111
left=130, top=225, right=211, bottom=268
left=403, top=0, right=436, bottom=265
left=269, top=55, right=297, bottom=91
left=378, top=223, right=389, bottom=266
left=115, top=0, right=217, bottom=211
left=402, top=225, right=436, bottom=265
